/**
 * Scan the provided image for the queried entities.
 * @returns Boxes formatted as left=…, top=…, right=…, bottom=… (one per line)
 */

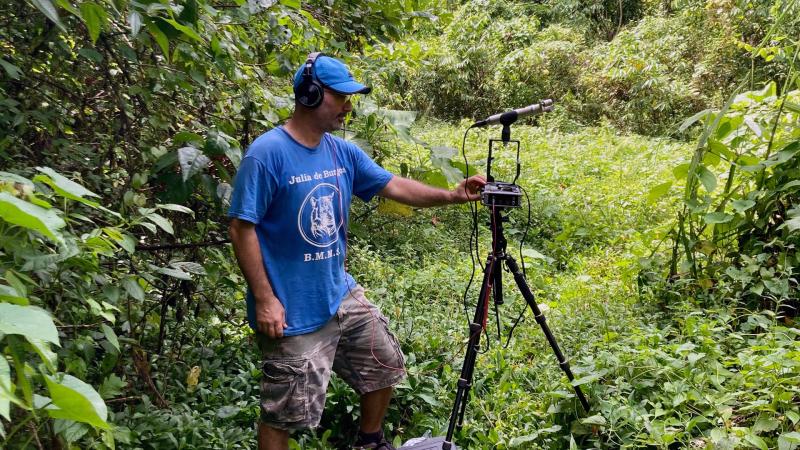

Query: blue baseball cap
left=293, top=55, right=371, bottom=95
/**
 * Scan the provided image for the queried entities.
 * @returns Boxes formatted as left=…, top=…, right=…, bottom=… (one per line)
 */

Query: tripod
left=442, top=126, right=590, bottom=450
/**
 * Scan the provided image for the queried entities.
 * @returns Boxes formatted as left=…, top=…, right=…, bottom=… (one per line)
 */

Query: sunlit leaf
left=34, top=167, right=100, bottom=207
left=0, top=284, right=28, bottom=305
left=0, top=356, right=11, bottom=420
left=156, top=203, right=194, bottom=216
left=647, top=181, right=672, bottom=203
left=0, top=192, right=65, bottom=241
left=0, top=303, right=59, bottom=345
left=45, top=374, right=110, bottom=429
left=580, top=414, right=607, bottom=426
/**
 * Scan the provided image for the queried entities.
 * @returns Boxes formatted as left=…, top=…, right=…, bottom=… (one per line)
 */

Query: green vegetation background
left=0, top=0, right=798, bottom=448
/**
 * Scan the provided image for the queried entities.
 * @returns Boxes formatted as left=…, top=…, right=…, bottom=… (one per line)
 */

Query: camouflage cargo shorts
left=255, top=285, right=406, bottom=430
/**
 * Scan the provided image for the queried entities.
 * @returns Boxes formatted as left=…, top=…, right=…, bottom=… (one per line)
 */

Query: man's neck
left=283, top=116, right=324, bottom=148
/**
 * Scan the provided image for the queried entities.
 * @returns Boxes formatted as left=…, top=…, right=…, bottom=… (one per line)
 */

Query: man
left=228, top=53, right=486, bottom=450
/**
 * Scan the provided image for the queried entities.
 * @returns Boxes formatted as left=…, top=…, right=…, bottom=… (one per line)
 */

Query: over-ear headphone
left=295, top=52, right=325, bottom=108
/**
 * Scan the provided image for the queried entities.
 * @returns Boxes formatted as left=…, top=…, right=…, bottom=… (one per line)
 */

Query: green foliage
left=1, top=0, right=799, bottom=447
left=577, top=14, right=709, bottom=134
left=650, top=81, right=800, bottom=309
left=0, top=169, right=124, bottom=445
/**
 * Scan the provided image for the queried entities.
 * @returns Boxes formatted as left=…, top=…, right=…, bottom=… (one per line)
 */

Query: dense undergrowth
left=1, top=0, right=799, bottom=448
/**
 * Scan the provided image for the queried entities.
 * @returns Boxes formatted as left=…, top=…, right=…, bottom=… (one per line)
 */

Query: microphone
left=471, top=99, right=554, bottom=128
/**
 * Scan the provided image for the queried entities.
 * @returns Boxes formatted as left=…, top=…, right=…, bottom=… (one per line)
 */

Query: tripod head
left=477, top=99, right=554, bottom=209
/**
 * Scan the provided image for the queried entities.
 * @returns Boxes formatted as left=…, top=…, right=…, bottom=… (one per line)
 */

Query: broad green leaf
left=171, top=261, right=206, bottom=275
left=178, top=147, right=210, bottom=182
left=0, top=304, right=59, bottom=345
left=697, top=166, right=717, bottom=193
left=743, top=116, right=762, bottom=137
left=0, top=356, right=10, bottom=420
left=156, top=266, right=192, bottom=280
left=744, top=434, right=768, bottom=450
left=778, top=432, right=800, bottom=450
left=100, top=324, right=119, bottom=353
left=521, top=248, right=555, bottom=264
left=672, top=163, right=691, bottom=180
left=0, top=59, right=22, bottom=80
left=35, top=167, right=100, bottom=207
left=571, top=372, right=602, bottom=386
left=0, top=192, right=65, bottom=241
left=707, top=139, right=735, bottom=160
left=731, top=199, right=756, bottom=213
left=98, top=375, right=125, bottom=400
left=785, top=217, right=800, bottom=232
left=146, top=212, right=173, bottom=234
left=30, top=0, right=65, bottom=30
left=163, top=18, right=202, bottom=42
left=647, top=181, right=672, bottom=203
left=752, top=416, right=780, bottom=433
left=0, top=284, right=28, bottom=305
left=156, top=203, right=194, bottom=215
left=225, top=146, right=242, bottom=169
left=679, top=109, right=711, bottom=133
left=420, top=170, right=448, bottom=189
left=45, top=374, right=110, bottom=429
left=128, top=11, right=142, bottom=36
left=509, top=433, right=539, bottom=446
left=704, top=212, right=733, bottom=224
left=5, top=271, right=29, bottom=298
left=580, top=415, right=607, bottom=426
left=122, top=277, right=144, bottom=301
left=79, top=2, right=107, bottom=43
left=102, top=227, right=136, bottom=253
left=146, top=21, right=170, bottom=60
left=279, top=0, right=300, bottom=8
left=173, top=132, right=204, bottom=146
left=27, top=337, right=57, bottom=372
left=0, top=172, right=33, bottom=186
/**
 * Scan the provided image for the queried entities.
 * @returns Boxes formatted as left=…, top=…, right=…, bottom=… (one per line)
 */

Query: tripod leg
left=443, top=255, right=497, bottom=450
left=505, top=256, right=591, bottom=413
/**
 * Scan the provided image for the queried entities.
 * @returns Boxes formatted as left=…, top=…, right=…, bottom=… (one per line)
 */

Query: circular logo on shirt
left=297, top=183, right=343, bottom=248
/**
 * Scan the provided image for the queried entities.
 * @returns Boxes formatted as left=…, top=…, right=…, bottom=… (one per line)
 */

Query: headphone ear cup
left=296, top=79, right=324, bottom=108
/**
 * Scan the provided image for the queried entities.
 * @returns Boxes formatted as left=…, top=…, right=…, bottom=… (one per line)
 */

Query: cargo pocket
left=378, top=314, right=406, bottom=368
left=260, top=358, right=308, bottom=423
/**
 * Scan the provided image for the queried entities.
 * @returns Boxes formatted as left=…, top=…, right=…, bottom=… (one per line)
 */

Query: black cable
left=461, top=127, right=479, bottom=325
left=505, top=185, right=533, bottom=348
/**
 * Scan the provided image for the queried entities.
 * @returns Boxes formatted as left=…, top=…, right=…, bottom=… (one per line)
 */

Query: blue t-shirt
left=228, top=127, right=393, bottom=336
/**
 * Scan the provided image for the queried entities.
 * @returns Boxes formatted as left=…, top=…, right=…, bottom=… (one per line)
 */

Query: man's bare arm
left=229, top=218, right=287, bottom=338
left=378, top=175, right=486, bottom=207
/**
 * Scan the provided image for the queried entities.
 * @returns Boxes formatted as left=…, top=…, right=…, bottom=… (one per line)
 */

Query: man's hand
left=255, top=294, right=288, bottom=338
left=451, top=175, right=487, bottom=203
